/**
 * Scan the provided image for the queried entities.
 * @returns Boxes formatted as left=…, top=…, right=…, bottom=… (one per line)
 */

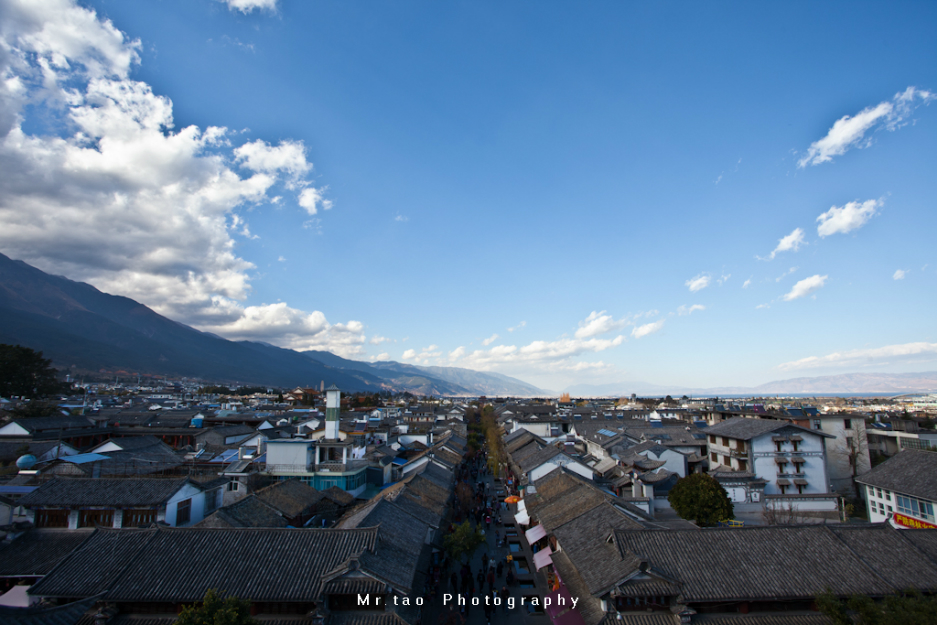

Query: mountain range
left=564, top=371, right=937, bottom=397
left=0, top=253, right=547, bottom=396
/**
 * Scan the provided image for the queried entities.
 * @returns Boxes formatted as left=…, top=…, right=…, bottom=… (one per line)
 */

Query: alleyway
left=421, top=452, right=551, bottom=625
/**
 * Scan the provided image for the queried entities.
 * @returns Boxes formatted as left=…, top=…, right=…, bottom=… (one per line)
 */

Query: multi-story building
left=705, top=418, right=836, bottom=511
left=856, top=448, right=936, bottom=529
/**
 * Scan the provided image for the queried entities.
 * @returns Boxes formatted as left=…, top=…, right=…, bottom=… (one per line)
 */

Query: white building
left=856, top=449, right=936, bottom=529
left=705, top=418, right=837, bottom=511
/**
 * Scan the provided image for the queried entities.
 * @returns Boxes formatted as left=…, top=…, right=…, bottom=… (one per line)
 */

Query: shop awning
left=533, top=546, right=554, bottom=571
left=517, top=498, right=527, bottom=513
left=515, top=510, right=530, bottom=525
left=525, top=523, right=547, bottom=544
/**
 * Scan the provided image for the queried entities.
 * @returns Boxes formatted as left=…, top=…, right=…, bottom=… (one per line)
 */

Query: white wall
left=266, top=440, right=311, bottom=467
left=165, top=482, right=206, bottom=527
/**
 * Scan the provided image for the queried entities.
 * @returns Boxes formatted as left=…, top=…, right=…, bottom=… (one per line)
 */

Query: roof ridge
left=822, top=524, right=898, bottom=592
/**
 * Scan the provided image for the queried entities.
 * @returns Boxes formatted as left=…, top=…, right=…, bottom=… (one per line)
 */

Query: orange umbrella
left=504, top=495, right=520, bottom=504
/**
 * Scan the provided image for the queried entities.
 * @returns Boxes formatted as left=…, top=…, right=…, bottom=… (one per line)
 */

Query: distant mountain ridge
left=0, top=253, right=546, bottom=396
left=565, top=371, right=937, bottom=397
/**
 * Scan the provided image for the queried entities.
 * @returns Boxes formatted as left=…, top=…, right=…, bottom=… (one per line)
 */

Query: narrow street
left=422, top=452, right=551, bottom=625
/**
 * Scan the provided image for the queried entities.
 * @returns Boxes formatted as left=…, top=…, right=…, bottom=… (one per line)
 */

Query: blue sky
left=0, top=0, right=934, bottom=392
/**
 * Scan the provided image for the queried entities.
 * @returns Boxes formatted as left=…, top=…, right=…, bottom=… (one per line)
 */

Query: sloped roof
left=18, top=477, right=195, bottom=507
left=516, top=444, right=563, bottom=473
left=254, top=479, right=324, bottom=517
left=551, top=502, right=644, bottom=595
left=614, top=524, right=936, bottom=602
left=195, top=495, right=288, bottom=528
left=705, top=418, right=832, bottom=441
left=0, top=529, right=93, bottom=577
left=30, top=526, right=379, bottom=602
left=854, top=449, right=936, bottom=501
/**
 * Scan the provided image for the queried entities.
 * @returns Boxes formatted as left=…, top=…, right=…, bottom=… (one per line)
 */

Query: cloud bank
left=778, top=342, right=937, bottom=372
left=0, top=0, right=364, bottom=357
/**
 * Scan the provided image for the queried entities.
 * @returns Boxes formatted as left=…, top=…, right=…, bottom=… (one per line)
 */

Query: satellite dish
left=16, top=454, right=37, bottom=470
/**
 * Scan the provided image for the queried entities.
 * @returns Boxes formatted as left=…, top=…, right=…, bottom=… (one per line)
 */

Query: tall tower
left=325, top=384, right=341, bottom=439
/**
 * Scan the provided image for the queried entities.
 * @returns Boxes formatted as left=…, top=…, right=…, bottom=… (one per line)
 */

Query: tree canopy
left=0, top=344, right=64, bottom=399
left=667, top=473, right=734, bottom=527
left=443, top=520, right=485, bottom=564
left=175, top=589, right=259, bottom=625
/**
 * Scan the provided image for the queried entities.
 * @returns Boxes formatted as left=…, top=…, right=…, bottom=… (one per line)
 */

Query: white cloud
left=575, top=311, right=627, bottom=339
left=370, top=353, right=390, bottom=362
left=447, top=313, right=627, bottom=373
left=402, top=345, right=442, bottom=365
left=685, top=274, right=711, bottom=292
left=783, top=274, right=827, bottom=301
left=756, top=303, right=770, bottom=310
left=297, top=187, right=332, bottom=215
left=816, top=199, right=880, bottom=238
left=448, top=346, right=466, bottom=361
left=742, top=278, right=752, bottom=289
left=676, top=304, right=705, bottom=316
left=778, top=342, right=937, bottom=372
left=219, top=0, right=279, bottom=13
left=482, top=334, right=499, bottom=346
left=507, top=321, right=526, bottom=332
left=369, top=335, right=392, bottom=345
left=199, top=302, right=366, bottom=357
left=0, top=1, right=361, bottom=357
left=798, top=87, right=935, bottom=167
left=631, top=319, right=664, bottom=339
left=761, top=228, right=805, bottom=260
left=893, top=269, right=906, bottom=281
left=277, top=255, right=286, bottom=262
left=394, top=214, right=408, bottom=222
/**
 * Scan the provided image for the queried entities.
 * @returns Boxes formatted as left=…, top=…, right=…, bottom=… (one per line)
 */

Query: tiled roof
left=254, top=479, right=325, bottom=517
left=854, top=449, right=937, bottom=501
left=551, top=502, right=643, bottom=595
left=195, top=495, right=288, bottom=528
left=614, top=524, right=936, bottom=602
left=0, top=597, right=98, bottom=625
left=30, top=526, right=380, bottom=602
left=18, top=477, right=194, bottom=507
left=704, top=418, right=831, bottom=441
left=0, top=529, right=93, bottom=576
left=516, top=444, right=563, bottom=473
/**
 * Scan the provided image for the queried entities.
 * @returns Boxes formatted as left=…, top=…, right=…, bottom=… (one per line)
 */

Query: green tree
left=175, top=589, right=259, bottom=625
left=667, top=473, right=734, bottom=527
left=816, top=588, right=936, bottom=625
left=0, top=344, right=64, bottom=399
left=443, top=521, right=486, bottom=564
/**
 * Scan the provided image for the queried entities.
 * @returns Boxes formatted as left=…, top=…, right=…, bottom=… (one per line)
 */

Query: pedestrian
left=487, top=568, right=495, bottom=594
left=500, top=586, right=510, bottom=612
left=496, top=561, right=503, bottom=578
left=477, top=569, right=484, bottom=589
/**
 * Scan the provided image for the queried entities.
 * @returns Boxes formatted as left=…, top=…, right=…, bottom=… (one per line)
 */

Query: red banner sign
left=892, top=512, right=937, bottom=530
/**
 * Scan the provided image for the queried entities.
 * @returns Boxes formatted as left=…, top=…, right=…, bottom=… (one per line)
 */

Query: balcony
left=729, top=449, right=749, bottom=458
left=265, top=463, right=313, bottom=474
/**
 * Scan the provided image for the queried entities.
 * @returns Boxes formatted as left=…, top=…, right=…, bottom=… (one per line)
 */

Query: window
left=35, top=509, right=69, bottom=528
left=227, top=481, right=240, bottom=492
left=737, top=460, right=747, bottom=472
left=722, top=437, right=730, bottom=447
left=79, top=509, right=114, bottom=528
left=123, top=509, right=158, bottom=527
left=887, top=506, right=893, bottom=512
left=709, top=435, right=716, bottom=444
left=843, top=419, right=852, bottom=430
left=797, top=484, right=805, bottom=494
left=897, top=495, right=936, bottom=523
left=176, top=498, right=191, bottom=525
left=876, top=488, right=882, bottom=499
left=722, top=455, right=730, bottom=466
left=710, top=452, right=717, bottom=462
left=868, top=485, right=875, bottom=497
left=776, top=441, right=783, bottom=452
left=777, top=462, right=787, bottom=474
left=791, top=440, right=800, bottom=452
left=885, top=492, right=891, bottom=502
left=779, top=485, right=788, bottom=495
left=812, top=419, right=821, bottom=430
